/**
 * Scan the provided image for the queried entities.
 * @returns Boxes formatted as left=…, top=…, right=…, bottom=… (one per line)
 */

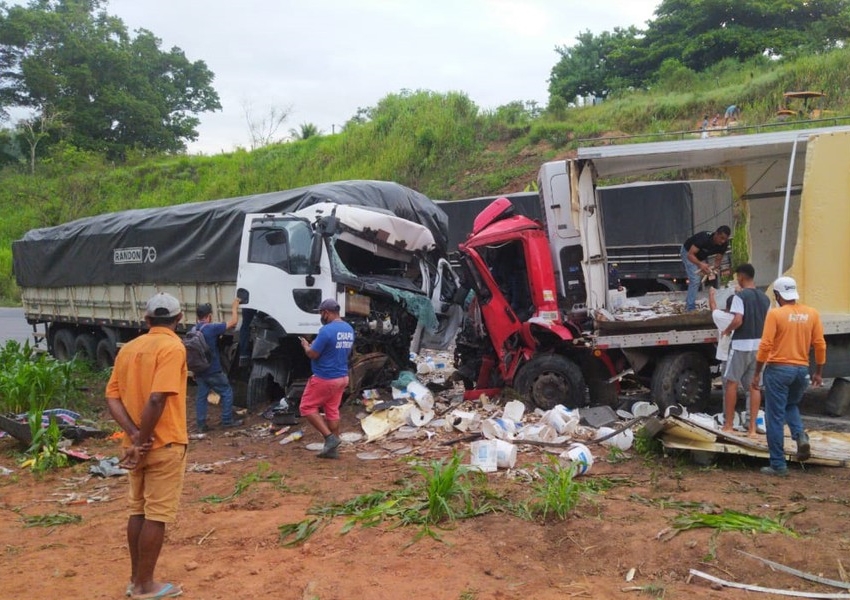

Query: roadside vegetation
left=0, top=340, right=104, bottom=472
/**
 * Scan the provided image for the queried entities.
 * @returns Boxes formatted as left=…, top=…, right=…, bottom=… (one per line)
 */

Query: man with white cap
left=298, top=298, right=354, bottom=458
left=752, top=276, right=826, bottom=476
left=105, top=292, right=188, bottom=598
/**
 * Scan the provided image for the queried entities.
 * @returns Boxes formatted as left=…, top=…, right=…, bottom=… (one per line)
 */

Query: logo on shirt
left=336, top=330, right=354, bottom=350
left=788, top=313, right=809, bottom=323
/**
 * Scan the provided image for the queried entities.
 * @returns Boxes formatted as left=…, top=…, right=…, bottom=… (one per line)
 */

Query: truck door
left=459, top=242, right=528, bottom=378
left=414, top=257, right=464, bottom=351
left=237, top=214, right=332, bottom=334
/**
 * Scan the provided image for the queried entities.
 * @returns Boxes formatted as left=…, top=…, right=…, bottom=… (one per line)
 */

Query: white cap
left=773, top=276, right=799, bottom=301
left=145, top=292, right=182, bottom=317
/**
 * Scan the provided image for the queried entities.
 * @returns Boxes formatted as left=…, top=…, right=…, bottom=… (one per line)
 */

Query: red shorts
left=299, top=375, right=349, bottom=420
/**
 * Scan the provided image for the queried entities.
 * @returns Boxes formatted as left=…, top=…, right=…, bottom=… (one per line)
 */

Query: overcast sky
left=107, top=0, right=660, bottom=154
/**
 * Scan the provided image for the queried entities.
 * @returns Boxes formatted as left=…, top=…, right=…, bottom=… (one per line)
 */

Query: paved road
left=0, top=307, right=36, bottom=347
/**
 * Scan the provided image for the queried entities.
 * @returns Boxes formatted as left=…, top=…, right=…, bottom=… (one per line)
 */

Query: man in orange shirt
left=106, top=292, right=188, bottom=599
left=751, top=277, right=826, bottom=476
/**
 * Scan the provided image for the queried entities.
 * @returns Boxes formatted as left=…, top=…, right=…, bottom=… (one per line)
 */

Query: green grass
left=200, top=462, right=288, bottom=504
left=21, top=512, right=82, bottom=527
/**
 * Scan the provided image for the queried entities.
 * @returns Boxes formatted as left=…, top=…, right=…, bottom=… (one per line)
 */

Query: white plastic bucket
left=502, top=400, right=526, bottom=423
left=546, top=405, right=580, bottom=435
left=448, top=410, right=480, bottom=432
left=560, top=443, right=593, bottom=476
left=406, top=381, right=434, bottom=411
left=481, top=417, right=517, bottom=440
left=541, top=409, right=568, bottom=434
left=596, top=426, right=634, bottom=451
left=631, top=401, right=656, bottom=418
left=406, top=406, right=434, bottom=428
left=469, top=440, right=498, bottom=472
left=494, top=439, right=517, bottom=469
left=515, top=423, right=557, bottom=443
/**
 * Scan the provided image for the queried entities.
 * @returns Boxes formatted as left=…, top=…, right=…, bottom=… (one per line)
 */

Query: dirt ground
left=3, top=385, right=850, bottom=600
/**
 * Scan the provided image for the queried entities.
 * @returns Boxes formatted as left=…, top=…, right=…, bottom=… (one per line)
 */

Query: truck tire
left=74, top=333, right=98, bottom=364
left=515, top=354, right=585, bottom=410
left=52, top=329, right=76, bottom=362
left=650, top=351, right=710, bottom=412
left=96, top=338, right=117, bottom=370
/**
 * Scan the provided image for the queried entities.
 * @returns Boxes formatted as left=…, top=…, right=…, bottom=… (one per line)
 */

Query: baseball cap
left=196, top=303, right=213, bottom=318
left=773, top=276, right=799, bottom=301
left=318, top=298, right=340, bottom=312
left=145, top=292, right=182, bottom=317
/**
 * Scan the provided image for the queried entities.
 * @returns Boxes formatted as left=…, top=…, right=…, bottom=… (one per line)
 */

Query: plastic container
left=481, top=417, right=517, bottom=440
left=596, top=426, right=634, bottom=451
left=502, top=400, right=526, bottom=423
left=494, top=439, right=517, bottom=469
left=469, top=440, right=498, bottom=472
left=406, top=406, right=434, bottom=428
left=515, top=423, right=557, bottom=443
left=559, top=443, right=593, bottom=476
left=631, top=401, right=656, bottom=418
left=406, top=381, right=434, bottom=411
left=448, top=410, right=480, bottom=432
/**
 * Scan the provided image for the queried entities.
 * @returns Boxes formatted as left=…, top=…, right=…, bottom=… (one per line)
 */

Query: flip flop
left=130, top=582, right=183, bottom=599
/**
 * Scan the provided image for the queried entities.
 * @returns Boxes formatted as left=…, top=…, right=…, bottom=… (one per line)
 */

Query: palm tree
left=289, top=123, right=321, bottom=140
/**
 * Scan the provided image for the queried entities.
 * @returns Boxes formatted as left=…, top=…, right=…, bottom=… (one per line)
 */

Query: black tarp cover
left=13, top=181, right=449, bottom=288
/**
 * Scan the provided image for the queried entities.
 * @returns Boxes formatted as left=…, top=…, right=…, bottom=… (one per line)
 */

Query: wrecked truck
left=12, top=181, right=453, bottom=410
left=453, top=126, right=850, bottom=415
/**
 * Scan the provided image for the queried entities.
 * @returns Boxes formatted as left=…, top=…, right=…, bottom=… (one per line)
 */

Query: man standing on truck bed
left=105, top=292, right=187, bottom=599
left=194, top=298, right=242, bottom=432
left=681, top=225, right=731, bottom=311
left=299, top=298, right=354, bottom=459
left=751, top=276, right=826, bottom=476
left=720, top=264, right=770, bottom=436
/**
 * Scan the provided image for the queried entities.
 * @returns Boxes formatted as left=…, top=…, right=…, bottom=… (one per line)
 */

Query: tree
left=547, top=0, right=850, bottom=104
left=643, top=0, right=850, bottom=72
left=548, top=27, right=642, bottom=103
left=0, top=0, right=221, bottom=157
left=243, top=101, right=292, bottom=150
left=289, top=122, right=321, bottom=140
left=17, top=104, right=64, bottom=173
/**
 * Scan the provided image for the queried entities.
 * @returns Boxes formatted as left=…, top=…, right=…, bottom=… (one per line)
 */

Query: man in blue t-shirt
left=299, top=298, right=355, bottom=458
left=193, top=298, right=242, bottom=432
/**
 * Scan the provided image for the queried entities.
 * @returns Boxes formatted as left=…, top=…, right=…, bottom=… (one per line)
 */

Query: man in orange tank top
left=751, top=277, right=826, bottom=476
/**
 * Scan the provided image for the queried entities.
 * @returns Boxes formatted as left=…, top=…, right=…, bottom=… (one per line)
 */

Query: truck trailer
left=12, top=180, right=452, bottom=409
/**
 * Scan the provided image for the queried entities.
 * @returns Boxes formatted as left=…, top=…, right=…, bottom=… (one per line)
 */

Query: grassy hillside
left=3, top=48, right=850, bottom=301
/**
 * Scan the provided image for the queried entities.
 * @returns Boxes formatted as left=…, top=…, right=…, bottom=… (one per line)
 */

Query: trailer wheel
left=74, top=333, right=98, bottom=364
left=650, top=351, right=710, bottom=412
left=52, top=329, right=76, bottom=362
left=515, top=354, right=585, bottom=410
left=95, top=338, right=117, bottom=370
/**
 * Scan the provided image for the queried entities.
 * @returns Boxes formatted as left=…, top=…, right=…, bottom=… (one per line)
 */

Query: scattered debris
left=737, top=550, right=850, bottom=590
left=689, top=568, right=850, bottom=598
left=88, top=457, right=127, bottom=477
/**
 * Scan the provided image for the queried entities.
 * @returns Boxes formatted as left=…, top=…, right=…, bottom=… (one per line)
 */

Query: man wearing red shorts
left=106, top=292, right=188, bottom=599
left=299, top=298, right=354, bottom=458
